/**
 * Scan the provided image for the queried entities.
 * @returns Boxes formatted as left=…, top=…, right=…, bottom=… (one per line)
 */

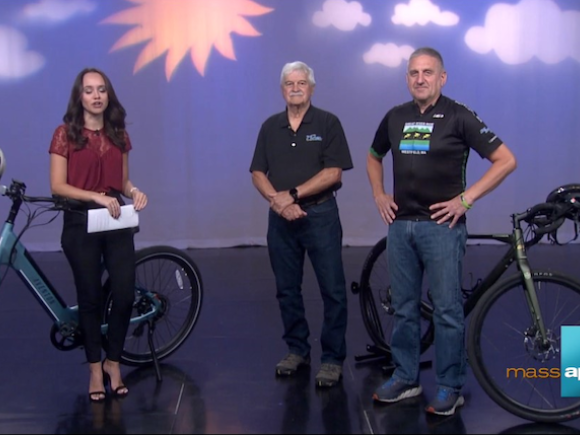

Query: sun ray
left=101, top=0, right=274, bottom=80
left=133, top=41, right=166, bottom=73
left=236, top=0, right=274, bottom=16
left=109, top=27, right=151, bottom=52
left=214, top=35, right=236, bottom=61
left=190, top=40, right=213, bottom=77
left=232, top=17, right=263, bottom=37
left=100, top=7, right=143, bottom=26
left=165, top=43, right=191, bottom=80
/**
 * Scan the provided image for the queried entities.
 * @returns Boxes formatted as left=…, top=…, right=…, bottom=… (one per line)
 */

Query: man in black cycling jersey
left=366, top=47, right=517, bottom=416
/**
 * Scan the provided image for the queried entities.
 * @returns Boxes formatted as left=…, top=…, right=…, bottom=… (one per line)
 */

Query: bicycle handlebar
left=1, top=179, right=83, bottom=211
left=28, top=195, right=83, bottom=211
left=516, top=201, right=576, bottom=236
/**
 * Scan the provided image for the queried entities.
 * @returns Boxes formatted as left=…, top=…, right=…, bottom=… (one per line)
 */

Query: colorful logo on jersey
left=306, top=134, right=322, bottom=142
left=399, top=122, right=434, bottom=154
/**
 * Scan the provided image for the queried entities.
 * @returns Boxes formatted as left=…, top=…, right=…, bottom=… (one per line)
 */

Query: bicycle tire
left=358, top=236, right=434, bottom=356
left=467, top=271, right=580, bottom=423
left=103, top=245, right=203, bottom=366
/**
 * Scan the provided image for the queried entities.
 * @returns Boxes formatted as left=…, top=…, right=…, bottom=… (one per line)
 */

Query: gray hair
left=280, top=61, right=316, bottom=86
left=408, top=47, right=445, bottom=70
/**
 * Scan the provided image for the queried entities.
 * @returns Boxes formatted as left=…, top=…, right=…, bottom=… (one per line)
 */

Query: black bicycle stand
left=147, top=319, right=163, bottom=382
left=355, top=343, right=432, bottom=374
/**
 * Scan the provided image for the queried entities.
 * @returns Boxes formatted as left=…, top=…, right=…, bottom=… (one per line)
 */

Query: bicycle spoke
left=104, top=246, right=203, bottom=366
left=469, top=273, right=580, bottom=423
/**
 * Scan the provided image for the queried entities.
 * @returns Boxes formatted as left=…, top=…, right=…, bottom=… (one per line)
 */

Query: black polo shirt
left=370, top=95, right=502, bottom=220
left=250, top=105, right=353, bottom=192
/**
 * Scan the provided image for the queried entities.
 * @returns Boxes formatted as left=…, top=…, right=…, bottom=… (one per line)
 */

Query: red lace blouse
left=48, top=125, right=131, bottom=193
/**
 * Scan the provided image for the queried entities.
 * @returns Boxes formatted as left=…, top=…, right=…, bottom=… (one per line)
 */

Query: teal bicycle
left=0, top=149, right=203, bottom=380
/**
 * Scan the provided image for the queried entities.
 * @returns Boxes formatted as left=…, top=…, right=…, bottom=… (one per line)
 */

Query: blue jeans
left=387, top=219, right=467, bottom=391
left=267, top=197, right=347, bottom=365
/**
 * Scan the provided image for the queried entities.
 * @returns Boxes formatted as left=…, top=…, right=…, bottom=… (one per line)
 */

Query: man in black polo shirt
left=367, top=47, right=517, bottom=414
left=250, top=60, right=353, bottom=388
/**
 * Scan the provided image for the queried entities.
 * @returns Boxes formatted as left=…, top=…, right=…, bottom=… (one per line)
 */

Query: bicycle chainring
left=50, top=322, right=82, bottom=351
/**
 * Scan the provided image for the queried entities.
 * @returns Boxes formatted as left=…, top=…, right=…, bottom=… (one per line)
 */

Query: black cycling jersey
left=370, top=95, right=502, bottom=221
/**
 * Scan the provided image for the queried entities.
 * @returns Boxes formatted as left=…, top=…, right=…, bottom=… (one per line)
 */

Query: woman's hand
left=94, top=194, right=122, bottom=219
left=131, top=189, right=148, bottom=211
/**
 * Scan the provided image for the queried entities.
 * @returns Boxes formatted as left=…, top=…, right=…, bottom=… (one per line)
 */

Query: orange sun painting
left=101, top=0, right=273, bottom=81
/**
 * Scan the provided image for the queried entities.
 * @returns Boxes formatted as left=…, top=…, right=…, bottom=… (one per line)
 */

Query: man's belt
left=298, top=191, right=334, bottom=208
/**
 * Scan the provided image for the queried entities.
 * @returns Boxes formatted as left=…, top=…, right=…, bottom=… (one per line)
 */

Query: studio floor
left=1, top=243, right=580, bottom=434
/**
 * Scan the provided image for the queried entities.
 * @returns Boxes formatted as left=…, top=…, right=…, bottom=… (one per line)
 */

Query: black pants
left=61, top=210, right=136, bottom=363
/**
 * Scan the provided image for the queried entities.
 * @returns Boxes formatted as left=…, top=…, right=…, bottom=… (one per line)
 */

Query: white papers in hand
left=87, top=205, right=139, bottom=233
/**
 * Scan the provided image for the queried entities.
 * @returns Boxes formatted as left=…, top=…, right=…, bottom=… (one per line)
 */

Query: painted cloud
left=392, top=0, right=459, bottom=27
left=312, top=0, right=371, bottom=31
left=20, top=0, right=96, bottom=24
left=0, top=26, right=44, bottom=79
left=465, top=0, right=580, bottom=64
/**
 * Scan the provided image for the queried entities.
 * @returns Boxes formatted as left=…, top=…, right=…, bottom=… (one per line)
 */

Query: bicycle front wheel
left=468, top=271, right=580, bottom=423
left=357, top=236, right=434, bottom=356
left=104, top=245, right=203, bottom=366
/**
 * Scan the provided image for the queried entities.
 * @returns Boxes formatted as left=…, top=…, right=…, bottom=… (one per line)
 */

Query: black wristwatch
left=289, top=188, right=299, bottom=203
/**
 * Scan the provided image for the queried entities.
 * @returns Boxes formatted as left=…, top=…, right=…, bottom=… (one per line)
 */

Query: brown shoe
left=275, top=353, right=311, bottom=376
left=315, top=363, right=342, bottom=388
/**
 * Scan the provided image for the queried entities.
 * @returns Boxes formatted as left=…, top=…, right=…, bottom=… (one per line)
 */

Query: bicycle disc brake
left=523, top=326, right=558, bottom=362
left=379, top=286, right=395, bottom=314
left=50, top=322, right=82, bottom=351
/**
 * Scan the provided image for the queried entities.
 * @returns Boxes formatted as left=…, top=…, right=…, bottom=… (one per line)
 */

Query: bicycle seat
left=546, top=183, right=580, bottom=220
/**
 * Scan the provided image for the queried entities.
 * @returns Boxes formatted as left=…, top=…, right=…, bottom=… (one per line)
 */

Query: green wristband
left=460, top=194, right=472, bottom=210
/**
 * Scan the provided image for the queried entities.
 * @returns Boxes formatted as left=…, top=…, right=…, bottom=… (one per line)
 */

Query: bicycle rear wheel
left=104, top=245, right=203, bottom=366
left=467, top=271, right=580, bottom=423
left=357, top=236, right=434, bottom=356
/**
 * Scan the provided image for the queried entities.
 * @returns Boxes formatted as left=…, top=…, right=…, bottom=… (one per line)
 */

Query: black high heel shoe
left=102, top=367, right=129, bottom=398
left=89, top=371, right=106, bottom=402
left=88, top=390, right=106, bottom=402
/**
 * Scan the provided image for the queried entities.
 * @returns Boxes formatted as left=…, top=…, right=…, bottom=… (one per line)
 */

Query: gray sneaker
left=425, top=387, right=464, bottom=416
left=373, top=377, right=423, bottom=403
left=275, top=353, right=311, bottom=376
left=315, top=363, right=343, bottom=388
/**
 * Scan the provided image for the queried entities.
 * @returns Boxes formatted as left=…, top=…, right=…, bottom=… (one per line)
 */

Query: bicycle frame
left=462, top=208, right=555, bottom=345
left=353, top=199, right=580, bottom=422
left=354, top=201, right=569, bottom=362
left=461, top=233, right=514, bottom=315
left=0, top=220, right=78, bottom=326
left=0, top=174, right=203, bottom=380
left=0, top=181, right=162, bottom=344
left=1, top=220, right=163, bottom=334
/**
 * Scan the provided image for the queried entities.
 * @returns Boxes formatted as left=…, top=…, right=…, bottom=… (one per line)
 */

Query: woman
left=49, top=67, right=148, bottom=402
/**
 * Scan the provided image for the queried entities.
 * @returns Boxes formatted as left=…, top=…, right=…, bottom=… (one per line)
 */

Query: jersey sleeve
left=369, top=111, right=393, bottom=159
left=457, top=105, right=503, bottom=159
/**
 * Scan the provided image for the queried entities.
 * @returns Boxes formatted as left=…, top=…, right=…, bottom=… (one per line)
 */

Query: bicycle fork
left=514, top=229, right=551, bottom=353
